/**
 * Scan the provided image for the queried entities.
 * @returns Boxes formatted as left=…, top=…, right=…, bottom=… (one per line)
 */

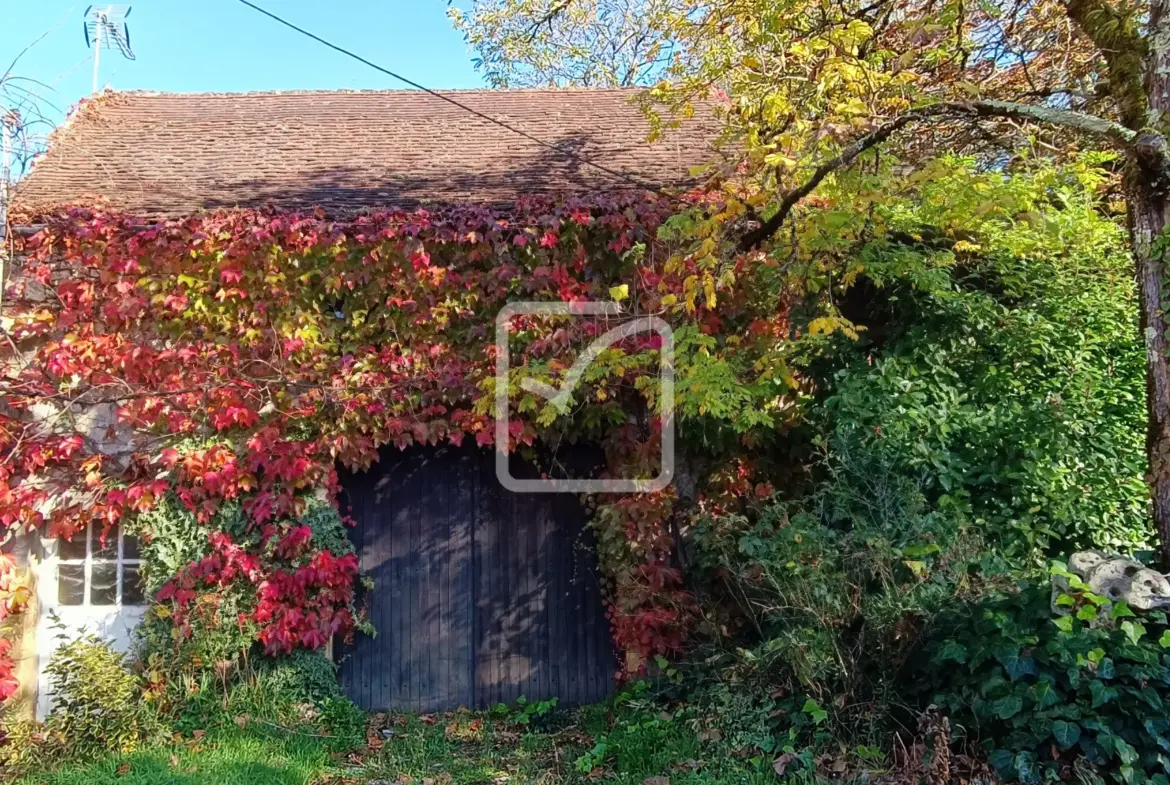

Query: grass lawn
left=7, top=705, right=780, bottom=785
left=8, top=728, right=339, bottom=785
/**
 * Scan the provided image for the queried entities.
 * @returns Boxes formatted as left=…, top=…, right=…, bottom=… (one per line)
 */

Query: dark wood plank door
left=338, top=444, right=614, bottom=712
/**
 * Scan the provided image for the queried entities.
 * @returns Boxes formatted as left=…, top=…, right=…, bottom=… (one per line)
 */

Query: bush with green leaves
left=811, top=161, right=1147, bottom=561
left=163, top=658, right=359, bottom=745
left=0, top=634, right=164, bottom=768
left=43, top=634, right=163, bottom=755
left=253, top=650, right=342, bottom=706
left=684, top=178, right=1148, bottom=752
left=689, top=459, right=1003, bottom=748
left=919, top=569, right=1170, bottom=785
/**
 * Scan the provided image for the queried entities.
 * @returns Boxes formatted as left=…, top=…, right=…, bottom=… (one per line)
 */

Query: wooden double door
left=337, top=444, right=614, bottom=711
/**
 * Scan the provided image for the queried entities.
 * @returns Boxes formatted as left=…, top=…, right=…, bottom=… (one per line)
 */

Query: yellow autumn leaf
left=704, top=276, right=717, bottom=309
left=765, top=152, right=798, bottom=170
left=609, top=284, right=629, bottom=302
left=807, top=317, right=840, bottom=336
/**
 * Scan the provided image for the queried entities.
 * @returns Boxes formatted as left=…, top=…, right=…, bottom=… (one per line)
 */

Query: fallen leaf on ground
left=773, top=753, right=796, bottom=777
left=643, top=777, right=670, bottom=785
left=116, top=762, right=131, bottom=776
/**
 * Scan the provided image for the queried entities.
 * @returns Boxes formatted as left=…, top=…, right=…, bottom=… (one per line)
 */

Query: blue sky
left=2, top=1, right=484, bottom=124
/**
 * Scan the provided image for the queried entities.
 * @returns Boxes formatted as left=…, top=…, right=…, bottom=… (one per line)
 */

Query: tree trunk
left=1129, top=183, right=1170, bottom=565
left=1135, top=0, right=1170, bottom=564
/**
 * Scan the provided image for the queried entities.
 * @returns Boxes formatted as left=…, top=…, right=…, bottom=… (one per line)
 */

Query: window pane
left=94, top=526, right=118, bottom=559
left=58, top=564, right=85, bottom=605
left=58, top=529, right=87, bottom=561
left=91, top=562, right=117, bottom=606
left=122, top=565, right=146, bottom=606
left=123, top=533, right=140, bottom=560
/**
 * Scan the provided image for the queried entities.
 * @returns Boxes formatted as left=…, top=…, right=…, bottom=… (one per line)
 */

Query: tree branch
left=738, top=107, right=946, bottom=251
left=961, top=99, right=1138, bottom=145
left=525, top=0, right=577, bottom=40
left=739, top=100, right=1157, bottom=252
left=1061, top=0, right=1149, bottom=128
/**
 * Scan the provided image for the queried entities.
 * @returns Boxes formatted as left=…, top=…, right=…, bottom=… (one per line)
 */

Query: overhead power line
left=234, top=0, right=666, bottom=195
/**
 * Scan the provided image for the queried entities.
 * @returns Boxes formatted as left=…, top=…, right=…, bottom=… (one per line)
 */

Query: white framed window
left=56, top=524, right=145, bottom=607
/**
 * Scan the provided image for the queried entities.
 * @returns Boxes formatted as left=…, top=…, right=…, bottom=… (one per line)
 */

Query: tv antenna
left=84, top=5, right=135, bottom=93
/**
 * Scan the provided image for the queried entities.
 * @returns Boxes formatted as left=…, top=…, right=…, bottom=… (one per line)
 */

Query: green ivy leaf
left=1122, top=620, right=1147, bottom=645
left=1084, top=591, right=1110, bottom=607
left=995, top=646, right=1036, bottom=681
left=1090, top=679, right=1119, bottom=708
left=1031, top=679, right=1061, bottom=709
left=936, top=639, right=968, bottom=664
left=988, top=749, right=1014, bottom=776
left=801, top=698, right=828, bottom=725
left=992, top=694, right=1023, bottom=720
left=1014, top=751, right=1041, bottom=785
left=1097, top=657, right=1115, bottom=679
left=1112, top=602, right=1137, bottom=619
left=1052, top=720, right=1081, bottom=749
left=1114, top=736, right=1139, bottom=766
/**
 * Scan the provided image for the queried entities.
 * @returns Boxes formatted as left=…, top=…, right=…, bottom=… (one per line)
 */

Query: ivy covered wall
left=0, top=157, right=1152, bottom=704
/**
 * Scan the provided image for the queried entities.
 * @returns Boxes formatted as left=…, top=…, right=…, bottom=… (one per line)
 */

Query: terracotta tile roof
left=10, top=88, right=719, bottom=220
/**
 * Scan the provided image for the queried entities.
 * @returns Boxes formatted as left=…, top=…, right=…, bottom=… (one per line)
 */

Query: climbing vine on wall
left=0, top=555, right=30, bottom=701
left=0, top=191, right=805, bottom=691
left=1, top=153, right=1142, bottom=700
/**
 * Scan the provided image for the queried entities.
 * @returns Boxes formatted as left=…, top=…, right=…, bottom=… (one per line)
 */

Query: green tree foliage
left=447, top=0, right=686, bottom=87
left=816, top=158, right=1147, bottom=558
left=677, top=156, right=1149, bottom=764
left=450, top=0, right=1170, bottom=558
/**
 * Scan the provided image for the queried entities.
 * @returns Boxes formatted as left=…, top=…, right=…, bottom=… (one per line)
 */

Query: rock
left=1053, top=550, right=1170, bottom=612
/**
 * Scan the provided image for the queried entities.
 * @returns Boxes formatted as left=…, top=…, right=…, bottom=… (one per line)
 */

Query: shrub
left=0, top=634, right=163, bottom=768
left=690, top=442, right=1002, bottom=735
left=156, top=651, right=348, bottom=738
left=815, top=204, right=1147, bottom=560
left=254, top=650, right=342, bottom=706
left=317, top=696, right=367, bottom=749
left=43, top=634, right=162, bottom=755
left=919, top=570, right=1170, bottom=785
